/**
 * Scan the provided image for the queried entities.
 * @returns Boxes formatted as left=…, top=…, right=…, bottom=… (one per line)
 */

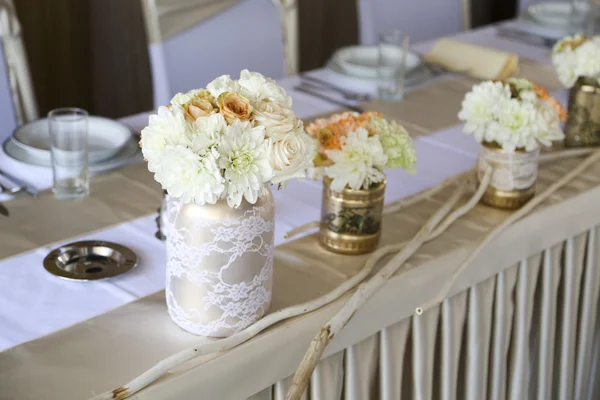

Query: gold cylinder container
left=478, top=142, right=539, bottom=210
left=319, top=179, right=385, bottom=255
left=565, top=77, right=600, bottom=147
left=165, top=186, right=274, bottom=337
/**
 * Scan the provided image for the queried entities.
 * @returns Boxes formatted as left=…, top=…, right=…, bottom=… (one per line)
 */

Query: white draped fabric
left=249, top=228, right=600, bottom=400
left=0, top=0, right=37, bottom=132
left=142, top=0, right=294, bottom=107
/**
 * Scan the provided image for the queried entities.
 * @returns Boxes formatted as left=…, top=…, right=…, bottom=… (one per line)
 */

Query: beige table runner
left=364, top=59, right=564, bottom=135
left=0, top=59, right=563, bottom=262
left=0, top=163, right=162, bottom=260
left=2, top=153, right=599, bottom=399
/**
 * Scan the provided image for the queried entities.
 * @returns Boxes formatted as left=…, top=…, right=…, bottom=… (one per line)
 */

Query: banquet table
left=1, top=21, right=600, bottom=400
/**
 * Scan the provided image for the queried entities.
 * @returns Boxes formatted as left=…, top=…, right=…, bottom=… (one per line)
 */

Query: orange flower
left=534, top=84, right=567, bottom=121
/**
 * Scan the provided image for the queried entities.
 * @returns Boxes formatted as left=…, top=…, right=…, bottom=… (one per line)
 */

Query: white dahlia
left=458, top=81, right=512, bottom=142
left=154, top=145, right=224, bottom=205
left=140, top=105, right=189, bottom=172
left=218, top=121, right=273, bottom=207
left=325, top=128, right=387, bottom=191
left=189, top=113, right=227, bottom=153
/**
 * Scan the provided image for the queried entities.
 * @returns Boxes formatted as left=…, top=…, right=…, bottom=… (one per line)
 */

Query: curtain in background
left=298, top=0, right=359, bottom=72
left=13, top=0, right=152, bottom=119
left=471, top=0, right=518, bottom=28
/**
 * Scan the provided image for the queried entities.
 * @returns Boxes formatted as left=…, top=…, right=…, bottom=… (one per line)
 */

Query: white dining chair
left=357, top=0, right=466, bottom=45
left=0, top=0, right=38, bottom=141
left=141, top=0, right=296, bottom=109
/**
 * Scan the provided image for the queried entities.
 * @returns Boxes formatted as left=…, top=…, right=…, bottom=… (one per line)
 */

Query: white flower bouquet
left=552, top=35, right=600, bottom=88
left=306, top=112, right=417, bottom=192
left=458, top=78, right=567, bottom=152
left=140, top=70, right=315, bottom=208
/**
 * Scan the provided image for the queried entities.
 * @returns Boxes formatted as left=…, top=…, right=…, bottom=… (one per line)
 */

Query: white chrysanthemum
left=153, top=145, right=224, bottom=205
left=253, top=100, right=300, bottom=137
left=238, top=69, right=292, bottom=107
left=140, top=106, right=190, bottom=172
left=206, top=74, right=240, bottom=98
left=494, top=99, right=537, bottom=152
left=325, top=128, right=387, bottom=191
left=575, top=38, right=600, bottom=80
left=269, top=127, right=316, bottom=185
left=553, top=51, right=579, bottom=88
left=458, top=81, right=512, bottom=142
left=189, top=113, right=227, bottom=153
left=218, top=121, right=273, bottom=207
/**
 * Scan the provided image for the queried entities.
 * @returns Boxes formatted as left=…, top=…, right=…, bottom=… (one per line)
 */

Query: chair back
left=0, top=0, right=37, bottom=140
left=357, top=0, right=465, bottom=44
left=141, top=0, right=293, bottom=108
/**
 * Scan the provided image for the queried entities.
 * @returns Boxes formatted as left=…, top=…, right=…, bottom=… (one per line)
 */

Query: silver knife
left=0, top=169, right=38, bottom=197
left=496, top=27, right=556, bottom=49
left=294, top=85, right=365, bottom=112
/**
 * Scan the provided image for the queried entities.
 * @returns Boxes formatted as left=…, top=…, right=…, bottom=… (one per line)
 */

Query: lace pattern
left=165, top=197, right=275, bottom=337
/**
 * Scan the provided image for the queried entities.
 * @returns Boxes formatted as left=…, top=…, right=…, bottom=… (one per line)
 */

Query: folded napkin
left=425, top=38, right=519, bottom=80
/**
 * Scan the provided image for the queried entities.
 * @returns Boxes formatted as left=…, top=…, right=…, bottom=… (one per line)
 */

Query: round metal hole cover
left=43, top=240, right=138, bottom=281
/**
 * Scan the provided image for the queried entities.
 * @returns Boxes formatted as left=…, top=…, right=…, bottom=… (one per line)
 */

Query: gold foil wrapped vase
left=478, top=142, right=539, bottom=210
left=165, top=186, right=275, bottom=337
left=565, top=77, right=600, bottom=147
left=319, top=178, right=385, bottom=255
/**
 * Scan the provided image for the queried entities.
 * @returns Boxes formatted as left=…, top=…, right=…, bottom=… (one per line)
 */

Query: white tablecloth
left=0, top=22, right=564, bottom=352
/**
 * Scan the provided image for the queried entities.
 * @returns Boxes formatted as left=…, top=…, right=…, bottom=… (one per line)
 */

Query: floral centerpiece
left=305, top=111, right=416, bottom=255
left=551, top=35, right=600, bottom=147
left=140, top=70, right=315, bottom=337
left=458, top=78, right=567, bottom=209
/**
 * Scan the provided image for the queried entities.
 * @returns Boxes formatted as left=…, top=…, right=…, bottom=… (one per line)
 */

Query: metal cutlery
left=496, top=27, right=556, bottom=49
left=0, top=182, right=26, bottom=196
left=0, top=169, right=38, bottom=197
left=301, top=75, right=372, bottom=102
left=294, top=85, right=365, bottom=112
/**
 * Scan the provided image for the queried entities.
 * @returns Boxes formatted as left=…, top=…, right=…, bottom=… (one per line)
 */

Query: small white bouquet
left=305, top=112, right=417, bottom=192
left=140, top=70, right=315, bottom=208
left=552, top=35, right=600, bottom=88
left=458, top=78, right=566, bottom=152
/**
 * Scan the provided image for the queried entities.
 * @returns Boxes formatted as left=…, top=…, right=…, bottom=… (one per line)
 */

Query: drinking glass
left=377, top=30, right=410, bottom=102
left=48, top=108, right=89, bottom=199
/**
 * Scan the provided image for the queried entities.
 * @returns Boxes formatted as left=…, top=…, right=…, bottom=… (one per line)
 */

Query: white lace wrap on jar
left=165, top=188, right=275, bottom=337
left=478, top=146, right=540, bottom=191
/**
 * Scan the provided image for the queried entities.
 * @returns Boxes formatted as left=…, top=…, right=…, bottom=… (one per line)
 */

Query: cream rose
left=217, top=92, right=253, bottom=124
left=269, top=129, right=315, bottom=185
left=253, top=100, right=300, bottom=137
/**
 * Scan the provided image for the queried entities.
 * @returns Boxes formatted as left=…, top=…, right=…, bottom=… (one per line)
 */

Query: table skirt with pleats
left=249, top=225, right=600, bottom=400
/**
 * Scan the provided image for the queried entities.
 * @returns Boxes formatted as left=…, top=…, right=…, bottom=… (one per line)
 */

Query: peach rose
left=217, top=92, right=253, bottom=124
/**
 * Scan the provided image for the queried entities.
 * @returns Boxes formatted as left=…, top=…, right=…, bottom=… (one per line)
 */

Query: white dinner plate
left=3, top=137, right=142, bottom=172
left=526, top=1, right=591, bottom=28
left=330, top=45, right=423, bottom=79
left=12, top=116, right=132, bottom=164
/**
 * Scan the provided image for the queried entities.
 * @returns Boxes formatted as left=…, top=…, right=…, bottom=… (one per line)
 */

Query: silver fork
left=300, top=75, right=372, bottom=102
left=0, top=182, right=26, bottom=196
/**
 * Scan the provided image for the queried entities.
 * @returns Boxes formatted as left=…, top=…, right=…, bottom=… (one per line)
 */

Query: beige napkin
left=425, top=38, right=519, bottom=80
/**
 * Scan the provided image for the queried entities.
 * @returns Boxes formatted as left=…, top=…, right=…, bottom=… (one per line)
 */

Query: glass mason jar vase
left=478, top=142, right=540, bottom=210
left=165, top=186, right=275, bottom=337
left=564, top=77, right=600, bottom=147
left=319, top=178, right=386, bottom=255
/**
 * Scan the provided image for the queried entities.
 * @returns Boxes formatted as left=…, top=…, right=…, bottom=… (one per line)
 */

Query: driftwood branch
left=284, top=169, right=491, bottom=399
